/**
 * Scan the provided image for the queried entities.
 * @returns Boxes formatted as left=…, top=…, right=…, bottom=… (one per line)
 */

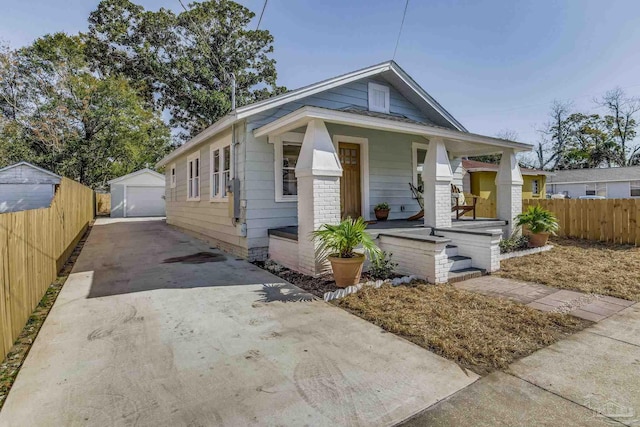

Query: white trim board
left=333, top=134, right=370, bottom=221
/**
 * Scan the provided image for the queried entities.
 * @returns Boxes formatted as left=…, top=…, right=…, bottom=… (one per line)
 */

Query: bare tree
left=596, top=87, right=640, bottom=166
left=536, top=100, right=573, bottom=170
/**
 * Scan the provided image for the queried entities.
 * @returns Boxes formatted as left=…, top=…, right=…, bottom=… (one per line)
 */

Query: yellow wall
left=469, top=171, right=546, bottom=200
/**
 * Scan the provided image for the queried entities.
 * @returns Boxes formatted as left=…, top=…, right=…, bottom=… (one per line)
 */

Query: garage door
left=125, top=186, right=166, bottom=217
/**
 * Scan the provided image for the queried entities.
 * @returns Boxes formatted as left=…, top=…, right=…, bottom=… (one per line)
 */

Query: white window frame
left=209, top=135, right=233, bottom=202
left=630, top=181, right=640, bottom=197
left=412, top=142, right=430, bottom=189
left=531, top=178, right=540, bottom=196
left=586, top=182, right=607, bottom=197
left=186, top=152, right=200, bottom=201
left=170, top=163, right=176, bottom=188
left=271, top=132, right=305, bottom=202
left=368, top=82, right=390, bottom=114
left=210, top=148, right=221, bottom=199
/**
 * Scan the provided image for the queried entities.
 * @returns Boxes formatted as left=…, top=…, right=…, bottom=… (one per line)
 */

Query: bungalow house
left=157, top=61, right=532, bottom=283
left=0, top=161, right=61, bottom=213
left=548, top=166, right=640, bottom=199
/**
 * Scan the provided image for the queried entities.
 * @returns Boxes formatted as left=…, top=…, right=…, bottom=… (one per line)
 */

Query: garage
left=108, top=169, right=166, bottom=218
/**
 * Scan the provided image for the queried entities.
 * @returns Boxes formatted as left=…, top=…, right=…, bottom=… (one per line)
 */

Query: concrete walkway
left=0, top=218, right=477, bottom=427
left=403, top=303, right=640, bottom=426
left=454, top=276, right=634, bottom=322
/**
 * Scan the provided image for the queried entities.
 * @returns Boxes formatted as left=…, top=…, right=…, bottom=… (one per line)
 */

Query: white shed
left=108, top=169, right=166, bottom=218
left=0, top=162, right=61, bottom=213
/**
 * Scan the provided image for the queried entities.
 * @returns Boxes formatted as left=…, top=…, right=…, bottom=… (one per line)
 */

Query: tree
left=86, top=0, right=286, bottom=140
left=596, top=88, right=640, bottom=166
left=468, top=129, right=519, bottom=164
left=0, top=34, right=172, bottom=189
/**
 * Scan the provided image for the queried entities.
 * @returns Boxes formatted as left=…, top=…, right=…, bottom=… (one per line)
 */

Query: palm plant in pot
left=312, top=217, right=381, bottom=288
left=515, top=205, right=559, bottom=247
left=374, top=202, right=390, bottom=221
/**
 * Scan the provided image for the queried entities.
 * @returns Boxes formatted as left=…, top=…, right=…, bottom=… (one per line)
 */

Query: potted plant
left=312, top=217, right=381, bottom=288
left=374, top=202, right=390, bottom=221
left=515, top=205, right=559, bottom=247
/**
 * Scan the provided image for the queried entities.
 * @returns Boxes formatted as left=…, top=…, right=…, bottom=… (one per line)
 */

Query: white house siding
left=110, top=184, right=125, bottom=217
left=0, top=163, right=60, bottom=212
left=551, top=183, right=586, bottom=198
left=606, top=182, right=629, bottom=198
left=164, top=129, right=248, bottom=257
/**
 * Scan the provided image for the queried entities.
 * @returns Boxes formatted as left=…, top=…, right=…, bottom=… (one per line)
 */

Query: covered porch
left=255, top=105, right=530, bottom=280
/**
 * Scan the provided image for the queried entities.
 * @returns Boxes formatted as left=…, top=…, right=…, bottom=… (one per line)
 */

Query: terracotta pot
left=374, top=209, right=389, bottom=221
left=329, top=254, right=365, bottom=288
left=528, top=232, right=550, bottom=248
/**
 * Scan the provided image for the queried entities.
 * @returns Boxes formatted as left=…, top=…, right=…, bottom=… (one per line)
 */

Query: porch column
left=422, top=138, right=453, bottom=229
left=295, top=119, right=342, bottom=276
left=495, top=148, right=523, bottom=235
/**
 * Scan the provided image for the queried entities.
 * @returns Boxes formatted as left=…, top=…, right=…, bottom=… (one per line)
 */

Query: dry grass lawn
left=335, top=283, right=589, bottom=375
left=499, top=237, right=640, bottom=302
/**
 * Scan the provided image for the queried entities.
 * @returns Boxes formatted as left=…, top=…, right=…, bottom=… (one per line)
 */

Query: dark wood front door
left=339, top=142, right=361, bottom=219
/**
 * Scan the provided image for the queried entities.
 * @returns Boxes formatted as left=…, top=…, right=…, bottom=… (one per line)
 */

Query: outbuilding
left=0, top=161, right=61, bottom=213
left=108, top=169, right=166, bottom=218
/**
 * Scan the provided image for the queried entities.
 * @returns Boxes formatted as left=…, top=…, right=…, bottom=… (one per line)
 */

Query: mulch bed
left=0, top=224, right=92, bottom=411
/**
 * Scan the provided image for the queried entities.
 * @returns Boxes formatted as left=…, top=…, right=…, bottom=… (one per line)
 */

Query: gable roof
left=107, top=168, right=165, bottom=184
left=158, top=60, right=467, bottom=167
left=0, top=161, right=61, bottom=180
left=462, top=159, right=553, bottom=176
left=548, top=166, right=640, bottom=184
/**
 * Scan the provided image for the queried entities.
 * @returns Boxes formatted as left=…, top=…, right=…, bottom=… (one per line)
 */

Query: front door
left=339, top=142, right=361, bottom=219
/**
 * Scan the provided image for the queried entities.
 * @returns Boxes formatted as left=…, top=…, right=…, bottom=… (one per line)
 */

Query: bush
left=499, top=235, right=530, bottom=254
left=369, top=251, right=398, bottom=279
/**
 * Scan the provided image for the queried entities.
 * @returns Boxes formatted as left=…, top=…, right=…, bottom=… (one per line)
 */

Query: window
left=273, top=132, right=304, bottom=202
left=631, top=181, right=640, bottom=197
left=412, top=143, right=429, bottom=191
left=531, top=179, right=540, bottom=196
left=210, top=143, right=231, bottom=200
left=586, top=183, right=606, bottom=197
left=368, top=82, right=390, bottom=114
left=187, top=152, right=200, bottom=200
left=170, top=164, right=176, bottom=188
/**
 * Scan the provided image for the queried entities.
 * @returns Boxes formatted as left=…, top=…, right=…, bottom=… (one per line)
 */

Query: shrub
left=499, top=235, right=530, bottom=254
left=312, top=217, right=381, bottom=260
left=515, top=205, right=559, bottom=234
left=369, top=251, right=398, bottom=279
left=374, top=202, right=390, bottom=211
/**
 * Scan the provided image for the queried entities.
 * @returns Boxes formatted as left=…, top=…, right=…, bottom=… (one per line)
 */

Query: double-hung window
left=187, top=152, right=200, bottom=200
left=210, top=142, right=232, bottom=200
left=273, top=133, right=304, bottom=202
left=585, top=183, right=606, bottom=197
left=170, top=164, right=176, bottom=188
left=412, top=142, right=429, bottom=192
left=631, top=181, right=640, bottom=197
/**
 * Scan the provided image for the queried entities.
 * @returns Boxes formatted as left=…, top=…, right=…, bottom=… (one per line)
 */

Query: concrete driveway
left=0, top=218, right=477, bottom=426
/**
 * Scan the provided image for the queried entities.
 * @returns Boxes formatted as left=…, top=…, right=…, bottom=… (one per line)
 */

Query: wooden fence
left=0, top=178, right=94, bottom=359
left=96, top=193, right=111, bottom=216
left=523, top=198, right=640, bottom=245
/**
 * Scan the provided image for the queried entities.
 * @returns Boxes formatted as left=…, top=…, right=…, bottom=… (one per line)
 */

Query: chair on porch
left=451, top=184, right=478, bottom=220
left=407, top=183, right=424, bottom=221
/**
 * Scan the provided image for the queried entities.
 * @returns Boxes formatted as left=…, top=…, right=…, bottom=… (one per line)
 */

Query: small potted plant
left=515, top=205, right=559, bottom=247
left=312, top=217, right=381, bottom=288
left=374, top=202, right=390, bottom=221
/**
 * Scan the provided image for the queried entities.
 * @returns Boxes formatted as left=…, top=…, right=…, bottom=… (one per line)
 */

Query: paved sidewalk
left=455, top=276, right=634, bottom=322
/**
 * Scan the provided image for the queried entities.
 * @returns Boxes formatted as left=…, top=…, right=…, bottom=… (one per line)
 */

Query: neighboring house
left=157, top=60, right=532, bottom=282
left=548, top=166, right=640, bottom=199
left=461, top=159, right=552, bottom=201
left=0, top=162, right=61, bottom=213
left=108, top=169, right=166, bottom=218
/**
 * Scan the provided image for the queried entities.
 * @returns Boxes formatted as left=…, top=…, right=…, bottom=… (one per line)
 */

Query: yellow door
left=339, top=143, right=362, bottom=219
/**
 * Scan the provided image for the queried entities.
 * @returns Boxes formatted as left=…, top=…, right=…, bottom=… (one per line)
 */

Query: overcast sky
left=1, top=0, right=639, bottom=145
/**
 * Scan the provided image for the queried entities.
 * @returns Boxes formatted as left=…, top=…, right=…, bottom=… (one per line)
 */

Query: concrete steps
left=441, top=241, right=486, bottom=283
left=448, top=267, right=486, bottom=283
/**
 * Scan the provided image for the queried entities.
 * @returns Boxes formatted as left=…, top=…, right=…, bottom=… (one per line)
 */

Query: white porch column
left=422, top=138, right=453, bottom=229
left=295, top=119, right=342, bottom=276
left=495, top=148, right=524, bottom=235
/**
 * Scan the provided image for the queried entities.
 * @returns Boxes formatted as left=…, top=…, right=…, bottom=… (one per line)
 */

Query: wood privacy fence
left=522, top=198, right=640, bottom=245
left=0, top=178, right=93, bottom=359
left=96, top=193, right=111, bottom=215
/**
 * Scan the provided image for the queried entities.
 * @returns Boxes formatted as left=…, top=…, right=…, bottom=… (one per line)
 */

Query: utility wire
left=256, top=0, right=268, bottom=30
left=393, top=0, right=409, bottom=60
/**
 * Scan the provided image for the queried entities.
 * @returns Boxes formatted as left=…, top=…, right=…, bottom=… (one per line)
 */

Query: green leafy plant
left=374, top=202, right=389, bottom=211
left=515, top=205, right=559, bottom=234
left=369, top=251, right=398, bottom=279
left=312, top=217, right=381, bottom=261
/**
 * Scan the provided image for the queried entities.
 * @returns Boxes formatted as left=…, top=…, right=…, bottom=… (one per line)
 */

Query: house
left=461, top=159, right=552, bottom=200
left=0, top=161, right=61, bottom=213
left=548, top=166, right=640, bottom=199
left=108, top=169, right=166, bottom=218
left=157, top=61, right=532, bottom=283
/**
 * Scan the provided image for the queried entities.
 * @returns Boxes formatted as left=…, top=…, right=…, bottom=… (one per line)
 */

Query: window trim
left=368, top=82, right=390, bottom=114
left=531, top=178, right=540, bottom=197
left=586, top=182, right=607, bottom=197
left=272, top=132, right=304, bottom=202
left=630, top=181, right=640, bottom=197
left=170, top=163, right=176, bottom=188
left=412, top=142, right=430, bottom=189
left=209, top=138, right=233, bottom=202
left=186, top=152, right=200, bottom=201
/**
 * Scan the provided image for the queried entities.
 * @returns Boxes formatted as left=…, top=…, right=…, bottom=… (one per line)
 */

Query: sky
left=1, top=0, right=640, bottom=146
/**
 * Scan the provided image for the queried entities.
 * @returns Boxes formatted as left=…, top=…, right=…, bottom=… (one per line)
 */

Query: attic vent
left=368, top=82, right=390, bottom=114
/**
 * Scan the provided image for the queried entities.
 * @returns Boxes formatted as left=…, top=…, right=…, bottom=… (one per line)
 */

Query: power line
left=256, top=0, right=268, bottom=30
left=393, top=0, right=409, bottom=60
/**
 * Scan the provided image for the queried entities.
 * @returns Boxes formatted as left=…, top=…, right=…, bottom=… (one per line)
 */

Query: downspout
left=230, top=73, right=242, bottom=226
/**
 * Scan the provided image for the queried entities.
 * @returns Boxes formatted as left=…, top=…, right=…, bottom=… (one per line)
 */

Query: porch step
left=445, top=244, right=458, bottom=257
left=447, top=255, right=472, bottom=271
left=448, top=267, right=486, bottom=284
